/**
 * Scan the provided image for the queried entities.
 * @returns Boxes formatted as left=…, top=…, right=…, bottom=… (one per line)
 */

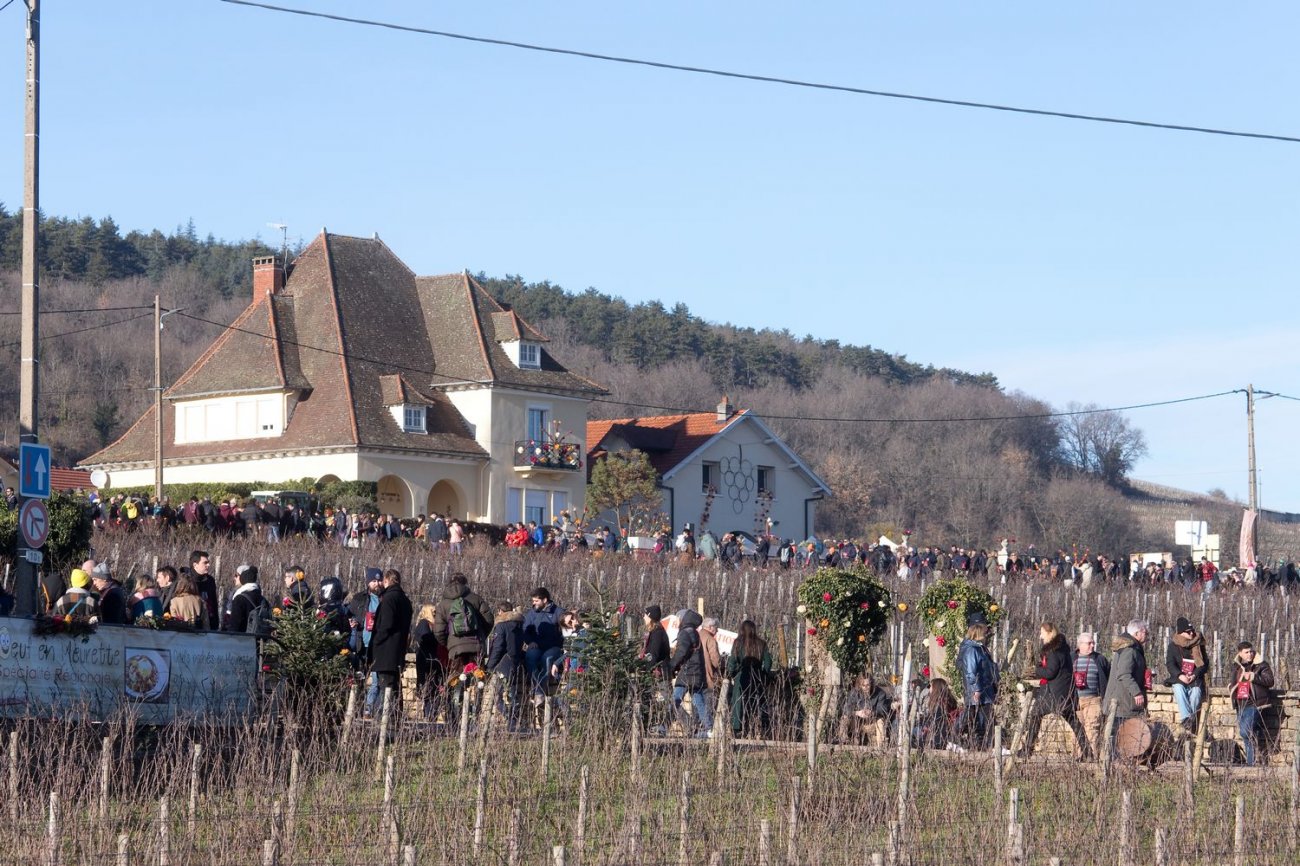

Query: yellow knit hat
left=70, top=568, right=90, bottom=589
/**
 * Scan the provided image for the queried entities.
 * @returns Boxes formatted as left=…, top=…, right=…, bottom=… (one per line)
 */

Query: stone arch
left=316, top=474, right=342, bottom=488
left=376, top=474, right=414, bottom=517
left=426, top=479, right=465, bottom=520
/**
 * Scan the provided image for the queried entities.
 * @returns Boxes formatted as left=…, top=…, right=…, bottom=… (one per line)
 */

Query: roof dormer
left=379, top=374, right=434, bottom=433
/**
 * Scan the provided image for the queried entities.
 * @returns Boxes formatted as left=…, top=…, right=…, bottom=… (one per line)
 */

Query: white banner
left=0, top=617, right=260, bottom=723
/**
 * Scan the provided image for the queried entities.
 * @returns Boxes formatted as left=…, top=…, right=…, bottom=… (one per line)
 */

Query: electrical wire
left=0, top=311, right=154, bottom=349
left=220, top=0, right=1300, bottom=145
left=0, top=305, right=154, bottom=315
left=172, top=309, right=1238, bottom=424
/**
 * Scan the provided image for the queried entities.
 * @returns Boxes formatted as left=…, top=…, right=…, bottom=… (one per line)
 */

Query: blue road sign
left=18, top=442, right=51, bottom=499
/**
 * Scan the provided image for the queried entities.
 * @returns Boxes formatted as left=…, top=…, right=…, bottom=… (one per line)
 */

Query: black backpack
left=246, top=597, right=275, bottom=637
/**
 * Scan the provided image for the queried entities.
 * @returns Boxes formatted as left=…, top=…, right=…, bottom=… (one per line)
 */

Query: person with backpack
left=224, top=564, right=269, bottom=634
left=669, top=609, right=712, bottom=737
left=434, top=572, right=492, bottom=675
left=54, top=569, right=99, bottom=619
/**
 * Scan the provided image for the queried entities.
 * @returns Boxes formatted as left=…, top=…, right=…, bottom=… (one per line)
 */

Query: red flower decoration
left=822, top=592, right=833, bottom=602
left=946, top=600, right=958, bottom=609
left=464, top=662, right=478, bottom=673
left=921, top=665, right=931, bottom=677
left=617, top=603, right=627, bottom=616
left=860, top=602, right=870, bottom=609
left=316, top=610, right=327, bottom=619
left=1039, top=678, right=1047, bottom=687
left=261, top=664, right=272, bottom=673
left=807, top=628, right=817, bottom=636
left=935, top=636, right=947, bottom=647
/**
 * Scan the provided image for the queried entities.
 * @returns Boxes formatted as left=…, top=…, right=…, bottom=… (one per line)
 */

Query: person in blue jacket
left=522, top=586, right=564, bottom=704
left=956, top=622, right=998, bottom=749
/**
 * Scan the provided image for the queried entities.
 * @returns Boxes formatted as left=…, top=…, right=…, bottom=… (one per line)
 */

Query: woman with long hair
left=167, top=572, right=204, bottom=626
left=727, top=619, right=773, bottom=738
left=129, top=574, right=164, bottom=623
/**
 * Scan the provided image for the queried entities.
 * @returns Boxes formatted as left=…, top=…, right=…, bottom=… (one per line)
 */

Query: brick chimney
left=716, top=395, right=732, bottom=422
left=253, top=256, right=284, bottom=297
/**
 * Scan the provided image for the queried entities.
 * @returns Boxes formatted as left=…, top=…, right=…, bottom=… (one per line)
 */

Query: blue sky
left=2, top=2, right=1297, bottom=514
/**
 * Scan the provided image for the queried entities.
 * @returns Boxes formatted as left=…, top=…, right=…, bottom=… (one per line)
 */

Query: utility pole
left=15, top=0, right=41, bottom=616
left=1246, top=384, right=1258, bottom=511
left=153, top=295, right=163, bottom=501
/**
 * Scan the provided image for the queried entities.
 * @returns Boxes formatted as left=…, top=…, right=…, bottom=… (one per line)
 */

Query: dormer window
left=503, top=339, right=542, bottom=369
left=390, top=403, right=426, bottom=431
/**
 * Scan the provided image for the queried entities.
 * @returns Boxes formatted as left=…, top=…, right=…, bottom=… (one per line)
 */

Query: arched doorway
left=376, top=474, right=414, bottom=516
left=316, top=474, right=342, bottom=488
left=426, top=479, right=464, bottom=520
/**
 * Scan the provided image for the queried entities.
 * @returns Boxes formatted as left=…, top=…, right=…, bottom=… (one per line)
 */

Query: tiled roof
left=0, top=454, right=94, bottom=492
left=82, top=232, right=635, bottom=467
left=586, top=411, right=748, bottom=477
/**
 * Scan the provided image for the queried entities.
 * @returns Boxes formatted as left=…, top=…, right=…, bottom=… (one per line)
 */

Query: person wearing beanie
left=54, top=569, right=100, bottom=619
left=348, top=567, right=385, bottom=717
left=1166, top=616, right=1208, bottom=736
left=638, top=604, right=671, bottom=731
left=1231, top=641, right=1275, bottom=766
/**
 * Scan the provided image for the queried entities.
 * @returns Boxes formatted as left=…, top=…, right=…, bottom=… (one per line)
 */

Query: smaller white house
left=587, top=398, right=831, bottom=541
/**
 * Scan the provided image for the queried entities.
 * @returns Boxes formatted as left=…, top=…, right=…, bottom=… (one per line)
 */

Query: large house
left=82, top=232, right=605, bottom=523
left=586, top=399, right=831, bottom=541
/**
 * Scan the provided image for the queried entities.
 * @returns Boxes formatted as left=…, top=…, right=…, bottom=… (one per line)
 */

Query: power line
left=221, top=0, right=1300, bottom=146
left=173, top=309, right=1238, bottom=425
left=0, top=305, right=154, bottom=316
left=0, top=311, right=154, bottom=349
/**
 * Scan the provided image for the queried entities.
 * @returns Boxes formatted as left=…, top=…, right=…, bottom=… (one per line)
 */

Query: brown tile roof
left=586, top=411, right=749, bottom=477
left=378, top=374, right=434, bottom=407
left=489, top=310, right=548, bottom=343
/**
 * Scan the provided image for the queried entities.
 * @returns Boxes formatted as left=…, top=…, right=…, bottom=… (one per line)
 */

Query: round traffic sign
left=19, top=499, right=49, bottom=548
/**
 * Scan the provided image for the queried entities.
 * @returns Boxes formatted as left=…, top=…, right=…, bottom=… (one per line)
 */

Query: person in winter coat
left=223, top=565, right=264, bottom=633
left=1166, top=616, right=1208, bottom=736
left=1104, top=620, right=1151, bottom=720
left=837, top=673, right=895, bottom=746
left=317, top=577, right=353, bottom=647
left=487, top=603, right=526, bottom=729
left=1018, top=623, right=1089, bottom=758
left=1231, top=641, right=1275, bottom=766
left=956, top=623, right=998, bottom=748
left=370, top=569, right=413, bottom=710
left=129, top=575, right=164, bottom=623
left=522, top=587, right=565, bottom=703
left=412, top=604, right=440, bottom=719
left=912, top=678, right=958, bottom=750
left=54, top=569, right=99, bottom=619
left=167, top=573, right=205, bottom=626
left=1072, top=632, right=1111, bottom=760
left=433, top=573, right=492, bottom=674
left=699, top=617, right=724, bottom=717
left=727, top=619, right=772, bottom=737
left=669, top=610, right=711, bottom=736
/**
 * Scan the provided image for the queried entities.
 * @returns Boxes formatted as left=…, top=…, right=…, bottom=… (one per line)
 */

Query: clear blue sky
left=3, top=2, right=1297, bottom=515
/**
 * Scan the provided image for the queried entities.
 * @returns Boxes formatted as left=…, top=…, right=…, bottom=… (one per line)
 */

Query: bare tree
left=1056, top=403, right=1148, bottom=486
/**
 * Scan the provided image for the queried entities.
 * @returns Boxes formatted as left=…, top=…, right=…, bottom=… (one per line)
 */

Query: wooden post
left=1234, top=794, right=1246, bottom=866
left=1192, top=695, right=1211, bottom=781
left=476, top=675, right=501, bottom=757
left=8, top=730, right=17, bottom=824
left=188, top=743, right=202, bottom=836
left=507, top=807, right=522, bottom=866
left=993, top=726, right=1004, bottom=807
left=457, top=685, right=473, bottom=776
left=45, top=791, right=58, bottom=866
left=552, top=845, right=566, bottom=866
left=1004, top=692, right=1034, bottom=776
left=261, top=839, right=278, bottom=866
left=99, top=736, right=112, bottom=821
left=1118, top=790, right=1133, bottom=866
left=1004, top=788, right=1023, bottom=866
left=382, top=755, right=395, bottom=831
left=158, top=796, right=170, bottom=866
left=473, top=756, right=489, bottom=858
left=1291, top=723, right=1300, bottom=851
left=375, top=687, right=393, bottom=781
left=341, top=683, right=358, bottom=750
left=630, top=697, right=642, bottom=780
left=785, top=776, right=800, bottom=866
left=542, top=696, right=554, bottom=779
left=805, top=704, right=817, bottom=775
left=116, top=834, right=129, bottom=866
left=678, top=770, right=691, bottom=866
left=1099, top=700, right=1118, bottom=780
left=714, top=679, right=732, bottom=778
left=283, top=746, right=298, bottom=845
left=1154, top=828, right=1168, bottom=866
left=896, top=645, right=913, bottom=860
left=575, top=764, right=589, bottom=866
left=403, top=846, right=416, bottom=866
left=758, top=819, right=771, bottom=866
left=871, top=854, right=884, bottom=866
left=886, top=821, right=900, bottom=866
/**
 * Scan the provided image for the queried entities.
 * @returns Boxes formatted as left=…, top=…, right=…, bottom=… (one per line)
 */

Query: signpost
left=19, top=499, right=49, bottom=548
left=18, top=442, right=50, bottom=500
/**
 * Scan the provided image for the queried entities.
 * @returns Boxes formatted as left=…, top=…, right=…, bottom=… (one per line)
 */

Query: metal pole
left=14, top=0, right=40, bottom=616
left=154, top=295, right=163, bottom=500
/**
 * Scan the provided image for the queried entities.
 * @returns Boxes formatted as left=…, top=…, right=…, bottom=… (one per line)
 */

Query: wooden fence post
left=1154, top=828, right=1169, bottom=866
left=758, top=819, right=771, bottom=866
left=1118, top=790, right=1133, bottom=866
left=188, top=743, right=203, bottom=836
left=785, top=776, right=800, bottom=866
left=261, top=839, right=278, bottom=866
left=552, top=844, right=566, bottom=866
left=341, top=683, right=358, bottom=750
left=1099, top=700, right=1118, bottom=781
left=993, top=726, right=1004, bottom=807
left=507, top=807, right=522, bottom=866
left=158, top=796, right=169, bottom=866
left=473, top=756, right=489, bottom=858
left=457, top=685, right=473, bottom=776
left=99, top=736, right=112, bottom=821
left=1234, top=794, right=1246, bottom=866
left=542, top=697, right=554, bottom=779
left=8, top=730, right=18, bottom=825
left=678, top=771, right=691, bottom=866
left=1004, top=788, right=1023, bottom=866
left=45, top=791, right=58, bottom=866
left=575, top=764, right=589, bottom=866
left=116, top=833, right=128, bottom=866
left=375, top=687, right=393, bottom=781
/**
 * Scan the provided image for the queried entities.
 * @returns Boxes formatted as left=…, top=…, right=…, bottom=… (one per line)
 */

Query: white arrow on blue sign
left=18, top=442, right=51, bottom=499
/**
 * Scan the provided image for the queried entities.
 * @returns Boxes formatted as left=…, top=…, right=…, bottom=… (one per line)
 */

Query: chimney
left=716, top=395, right=732, bottom=422
left=253, top=256, right=284, bottom=297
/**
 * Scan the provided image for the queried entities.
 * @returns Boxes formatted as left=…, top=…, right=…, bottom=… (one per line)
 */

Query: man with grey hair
left=1104, top=620, right=1150, bottom=722
left=1073, top=632, right=1110, bottom=759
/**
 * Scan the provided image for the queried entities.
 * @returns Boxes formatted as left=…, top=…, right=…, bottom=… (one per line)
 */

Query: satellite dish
left=89, top=469, right=108, bottom=489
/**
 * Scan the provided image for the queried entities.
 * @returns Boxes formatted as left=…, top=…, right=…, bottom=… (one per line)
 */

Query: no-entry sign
left=19, top=498, right=49, bottom=549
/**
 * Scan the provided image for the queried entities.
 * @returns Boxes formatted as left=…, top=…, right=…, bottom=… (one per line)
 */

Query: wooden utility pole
left=1246, top=384, right=1258, bottom=511
left=15, top=0, right=41, bottom=615
left=153, top=295, right=163, bottom=500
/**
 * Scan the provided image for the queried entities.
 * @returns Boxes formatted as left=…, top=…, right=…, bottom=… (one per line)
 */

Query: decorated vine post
left=796, top=568, right=892, bottom=739
left=916, top=578, right=1003, bottom=698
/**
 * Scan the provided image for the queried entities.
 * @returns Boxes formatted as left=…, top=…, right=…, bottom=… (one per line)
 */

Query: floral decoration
left=796, top=567, right=891, bottom=677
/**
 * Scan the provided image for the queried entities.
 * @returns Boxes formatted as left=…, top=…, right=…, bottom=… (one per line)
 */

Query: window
left=527, top=407, right=549, bottom=443
left=702, top=461, right=719, bottom=493
left=402, top=405, right=427, bottom=433
left=757, top=466, right=775, bottom=495
left=518, top=342, right=540, bottom=368
left=175, top=394, right=282, bottom=444
left=525, top=489, right=548, bottom=526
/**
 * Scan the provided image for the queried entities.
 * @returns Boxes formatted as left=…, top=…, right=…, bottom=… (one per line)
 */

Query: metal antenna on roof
left=267, top=222, right=289, bottom=268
